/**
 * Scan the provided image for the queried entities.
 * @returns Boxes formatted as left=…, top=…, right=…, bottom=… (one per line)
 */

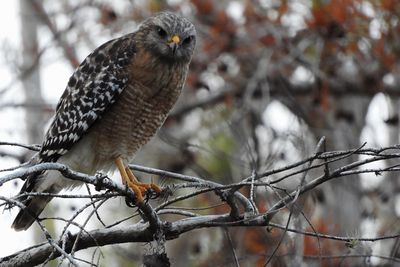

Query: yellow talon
left=115, top=157, right=161, bottom=203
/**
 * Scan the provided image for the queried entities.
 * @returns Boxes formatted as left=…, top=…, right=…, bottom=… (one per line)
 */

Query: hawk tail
left=11, top=195, right=53, bottom=231
left=11, top=171, right=55, bottom=231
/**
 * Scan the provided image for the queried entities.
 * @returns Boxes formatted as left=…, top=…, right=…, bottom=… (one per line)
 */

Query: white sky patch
left=281, top=13, right=306, bottom=35
left=267, top=9, right=279, bottom=21
left=383, top=73, right=395, bottom=86
left=363, top=93, right=389, bottom=146
left=360, top=0, right=375, bottom=18
left=227, top=1, right=244, bottom=24
left=41, top=58, right=72, bottom=105
left=360, top=93, right=389, bottom=190
left=0, top=199, right=35, bottom=257
left=290, top=66, right=315, bottom=84
left=281, top=2, right=308, bottom=34
left=200, top=71, right=225, bottom=92
left=181, top=108, right=202, bottom=135
left=260, top=101, right=305, bottom=168
left=396, top=195, right=400, bottom=217
left=0, top=0, right=26, bottom=148
left=369, top=19, right=382, bottom=39
left=0, top=1, right=20, bottom=90
left=0, top=2, right=20, bottom=44
left=361, top=218, right=380, bottom=265
left=262, top=100, right=300, bottom=134
left=259, top=0, right=280, bottom=9
left=337, top=57, right=360, bottom=84
left=167, top=0, right=184, bottom=6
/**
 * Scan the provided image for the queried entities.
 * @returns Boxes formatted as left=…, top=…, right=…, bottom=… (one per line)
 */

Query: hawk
left=12, top=12, right=196, bottom=231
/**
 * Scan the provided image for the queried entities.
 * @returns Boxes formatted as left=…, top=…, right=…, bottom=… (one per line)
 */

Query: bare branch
left=1, top=142, right=400, bottom=265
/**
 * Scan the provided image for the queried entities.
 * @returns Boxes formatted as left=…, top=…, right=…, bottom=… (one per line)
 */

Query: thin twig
left=224, top=228, right=240, bottom=267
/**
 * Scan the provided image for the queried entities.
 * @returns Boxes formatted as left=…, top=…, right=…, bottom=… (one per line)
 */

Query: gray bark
left=19, top=0, right=47, bottom=251
left=20, top=0, right=45, bottom=145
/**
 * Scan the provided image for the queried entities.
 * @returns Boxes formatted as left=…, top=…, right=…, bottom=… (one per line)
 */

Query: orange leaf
left=278, top=1, right=289, bottom=21
left=191, top=0, right=213, bottom=15
left=259, top=34, right=276, bottom=46
left=347, top=41, right=359, bottom=53
left=381, top=0, right=395, bottom=10
left=310, top=7, right=330, bottom=27
left=328, top=0, right=349, bottom=24
left=223, top=94, right=234, bottom=108
left=320, top=82, right=330, bottom=112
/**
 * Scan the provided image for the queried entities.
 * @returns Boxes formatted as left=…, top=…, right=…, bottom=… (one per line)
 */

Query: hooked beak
left=168, top=35, right=180, bottom=54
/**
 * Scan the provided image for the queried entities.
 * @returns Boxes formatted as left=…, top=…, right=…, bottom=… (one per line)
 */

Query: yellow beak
left=170, top=35, right=180, bottom=44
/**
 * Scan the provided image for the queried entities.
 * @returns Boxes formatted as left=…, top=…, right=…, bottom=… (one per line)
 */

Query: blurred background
left=0, top=0, right=400, bottom=266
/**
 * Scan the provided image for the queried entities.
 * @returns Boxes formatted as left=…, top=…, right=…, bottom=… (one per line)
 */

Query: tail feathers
left=11, top=169, right=56, bottom=231
left=11, top=195, right=53, bottom=231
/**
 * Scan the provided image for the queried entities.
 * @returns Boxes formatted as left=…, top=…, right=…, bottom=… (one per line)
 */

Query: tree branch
left=2, top=141, right=400, bottom=266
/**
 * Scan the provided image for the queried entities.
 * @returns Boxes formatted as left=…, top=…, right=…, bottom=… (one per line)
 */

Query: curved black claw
left=125, top=195, right=137, bottom=208
left=124, top=186, right=167, bottom=207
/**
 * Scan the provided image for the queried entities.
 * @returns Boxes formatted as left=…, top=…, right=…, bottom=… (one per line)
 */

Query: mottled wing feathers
left=40, top=34, right=136, bottom=162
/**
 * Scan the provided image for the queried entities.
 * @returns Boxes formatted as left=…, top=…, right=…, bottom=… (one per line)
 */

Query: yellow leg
left=115, top=157, right=162, bottom=203
left=115, top=157, right=144, bottom=202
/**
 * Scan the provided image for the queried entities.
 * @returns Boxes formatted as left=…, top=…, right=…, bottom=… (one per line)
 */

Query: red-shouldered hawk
left=12, top=12, right=196, bottom=231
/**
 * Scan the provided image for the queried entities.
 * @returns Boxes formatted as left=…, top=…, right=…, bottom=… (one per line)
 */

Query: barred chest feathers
left=88, top=48, right=188, bottom=169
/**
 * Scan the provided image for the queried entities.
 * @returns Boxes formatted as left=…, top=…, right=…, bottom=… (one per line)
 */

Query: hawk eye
left=182, top=35, right=194, bottom=45
left=156, top=26, right=167, bottom=38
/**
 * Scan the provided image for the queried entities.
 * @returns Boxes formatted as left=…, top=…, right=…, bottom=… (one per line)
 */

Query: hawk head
left=139, top=12, right=196, bottom=63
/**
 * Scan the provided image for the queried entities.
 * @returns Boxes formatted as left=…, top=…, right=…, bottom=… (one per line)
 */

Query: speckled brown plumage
left=12, top=12, right=196, bottom=231
left=91, top=48, right=187, bottom=165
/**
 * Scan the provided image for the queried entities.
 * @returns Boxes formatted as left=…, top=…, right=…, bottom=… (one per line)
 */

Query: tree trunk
left=20, top=0, right=45, bottom=146
left=19, top=0, right=47, bottom=245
